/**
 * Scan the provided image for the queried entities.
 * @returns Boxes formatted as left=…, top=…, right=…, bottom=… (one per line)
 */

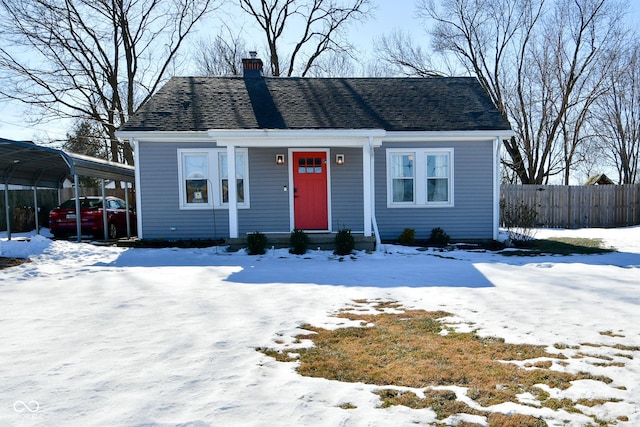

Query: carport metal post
left=3, top=179, right=10, bottom=240
left=125, top=183, right=131, bottom=238
left=101, top=179, right=108, bottom=240
left=32, top=185, right=40, bottom=234
left=74, top=174, right=82, bottom=242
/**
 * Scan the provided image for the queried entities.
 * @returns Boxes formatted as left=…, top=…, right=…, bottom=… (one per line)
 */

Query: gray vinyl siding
left=137, top=140, right=229, bottom=240
left=374, top=140, right=494, bottom=241
left=138, top=139, right=494, bottom=241
left=238, top=148, right=290, bottom=234
left=330, top=148, right=364, bottom=231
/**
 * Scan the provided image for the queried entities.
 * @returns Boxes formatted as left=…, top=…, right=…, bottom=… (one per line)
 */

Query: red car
left=49, top=196, right=136, bottom=239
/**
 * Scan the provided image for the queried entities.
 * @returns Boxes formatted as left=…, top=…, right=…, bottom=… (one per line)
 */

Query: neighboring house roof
left=584, top=174, right=615, bottom=185
left=120, top=77, right=511, bottom=133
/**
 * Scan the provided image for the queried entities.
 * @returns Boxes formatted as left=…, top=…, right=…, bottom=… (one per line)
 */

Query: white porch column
left=226, top=144, right=239, bottom=238
left=362, top=141, right=372, bottom=237
left=131, top=138, right=143, bottom=240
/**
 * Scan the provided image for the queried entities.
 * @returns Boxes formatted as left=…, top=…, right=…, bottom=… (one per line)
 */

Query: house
left=116, top=56, right=513, bottom=248
left=584, top=174, right=614, bottom=185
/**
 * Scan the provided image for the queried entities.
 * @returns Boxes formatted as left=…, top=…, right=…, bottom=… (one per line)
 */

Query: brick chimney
left=242, top=51, right=263, bottom=78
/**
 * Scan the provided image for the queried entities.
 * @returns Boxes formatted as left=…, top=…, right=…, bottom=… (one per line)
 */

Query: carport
left=1, top=138, right=135, bottom=241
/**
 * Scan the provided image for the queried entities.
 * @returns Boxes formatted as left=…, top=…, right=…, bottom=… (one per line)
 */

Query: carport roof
left=1, top=138, right=134, bottom=188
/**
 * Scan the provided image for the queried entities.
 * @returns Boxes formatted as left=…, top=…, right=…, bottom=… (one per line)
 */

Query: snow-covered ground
left=1, top=227, right=639, bottom=426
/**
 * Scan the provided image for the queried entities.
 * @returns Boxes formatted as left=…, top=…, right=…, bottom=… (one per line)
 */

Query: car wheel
left=108, top=223, right=118, bottom=240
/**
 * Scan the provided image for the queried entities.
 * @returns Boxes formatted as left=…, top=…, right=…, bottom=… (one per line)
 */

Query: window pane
left=391, top=154, right=413, bottom=178
left=427, top=154, right=449, bottom=178
left=183, top=153, right=208, bottom=204
left=220, top=153, right=246, bottom=204
left=184, top=154, right=207, bottom=179
left=428, top=178, right=448, bottom=202
left=222, top=179, right=244, bottom=203
left=393, top=179, right=414, bottom=202
left=220, top=153, right=245, bottom=179
left=186, top=179, right=208, bottom=203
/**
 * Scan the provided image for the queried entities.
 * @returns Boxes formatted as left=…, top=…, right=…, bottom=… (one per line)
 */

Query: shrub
left=247, top=231, right=268, bottom=255
left=500, top=199, right=539, bottom=245
left=334, top=228, right=355, bottom=255
left=289, top=229, right=309, bottom=255
left=430, top=227, right=450, bottom=246
left=397, top=228, right=415, bottom=246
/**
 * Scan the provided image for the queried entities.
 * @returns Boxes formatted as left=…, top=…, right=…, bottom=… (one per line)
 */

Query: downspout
left=369, top=137, right=382, bottom=251
left=493, top=137, right=501, bottom=241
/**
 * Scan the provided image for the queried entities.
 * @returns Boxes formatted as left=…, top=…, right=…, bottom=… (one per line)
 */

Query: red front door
left=293, top=151, right=328, bottom=230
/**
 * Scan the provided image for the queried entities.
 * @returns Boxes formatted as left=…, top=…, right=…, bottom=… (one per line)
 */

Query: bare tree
left=374, top=29, right=444, bottom=77
left=592, top=45, right=640, bottom=184
left=532, top=0, right=622, bottom=184
left=0, top=0, right=215, bottom=165
left=305, top=50, right=357, bottom=76
left=422, top=0, right=544, bottom=183
left=194, top=25, right=248, bottom=76
left=420, top=0, right=625, bottom=184
left=238, top=0, right=372, bottom=77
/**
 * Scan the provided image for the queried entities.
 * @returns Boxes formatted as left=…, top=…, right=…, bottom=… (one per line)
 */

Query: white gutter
left=493, top=137, right=502, bottom=241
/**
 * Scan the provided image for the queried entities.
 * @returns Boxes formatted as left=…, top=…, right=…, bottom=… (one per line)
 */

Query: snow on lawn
left=0, top=228, right=639, bottom=426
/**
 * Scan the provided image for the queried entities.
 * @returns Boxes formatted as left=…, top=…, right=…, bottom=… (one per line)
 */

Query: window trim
left=177, top=148, right=250, bottom=210
left=386, top=148, right=454, bottom=208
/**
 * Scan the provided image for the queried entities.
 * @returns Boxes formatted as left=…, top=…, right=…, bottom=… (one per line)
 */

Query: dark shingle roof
left=120, top=76, right=511, bottom=132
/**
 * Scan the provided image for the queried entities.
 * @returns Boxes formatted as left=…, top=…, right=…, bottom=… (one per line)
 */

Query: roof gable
left=120, top=76, right=511, bottom=133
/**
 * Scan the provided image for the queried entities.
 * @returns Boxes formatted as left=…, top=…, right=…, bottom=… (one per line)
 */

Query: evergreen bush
left=430, top=227, right=450, bottom=246
left=398, top=228, right=415, bottom=246
left=289, top=229, right=309, bottom=254
left=334, top=228, right=355, bottom=255
left=247, top=231, right=268, bottom=255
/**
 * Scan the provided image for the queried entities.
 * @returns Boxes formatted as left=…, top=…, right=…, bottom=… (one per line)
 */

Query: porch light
left=336, top=154, right=345, bottom=165
left=275, top=154, right=285, bottom=165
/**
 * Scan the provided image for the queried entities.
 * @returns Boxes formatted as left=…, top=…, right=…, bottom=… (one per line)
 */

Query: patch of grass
left=486, top=413, right=548, bottom=427
left=500, top=237, right=614, bottom=256
left=600, top=330, right=625, bottom=338
left=259, top=301, right=621, bottom=425
left=0, top=257, right=30, bottom=270
left=337, top=402, right=357, bottom=409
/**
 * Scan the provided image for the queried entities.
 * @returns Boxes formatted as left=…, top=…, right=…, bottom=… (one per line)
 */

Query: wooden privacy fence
left=501, top=184, right=640, bottom=229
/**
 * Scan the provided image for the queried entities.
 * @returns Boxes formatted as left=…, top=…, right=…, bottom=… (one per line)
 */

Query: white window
left=390, top=153, right=415, bottom=204
left=386, top=148, right=453, bottom=207
left=219, top=152, right=246, bottom=204
left=178, top=148, right=249, bottom=209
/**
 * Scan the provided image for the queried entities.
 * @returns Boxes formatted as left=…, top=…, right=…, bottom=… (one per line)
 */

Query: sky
left=1, top=226, right=640, bottom=425
left=0, top=0, right=639, bottom=144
